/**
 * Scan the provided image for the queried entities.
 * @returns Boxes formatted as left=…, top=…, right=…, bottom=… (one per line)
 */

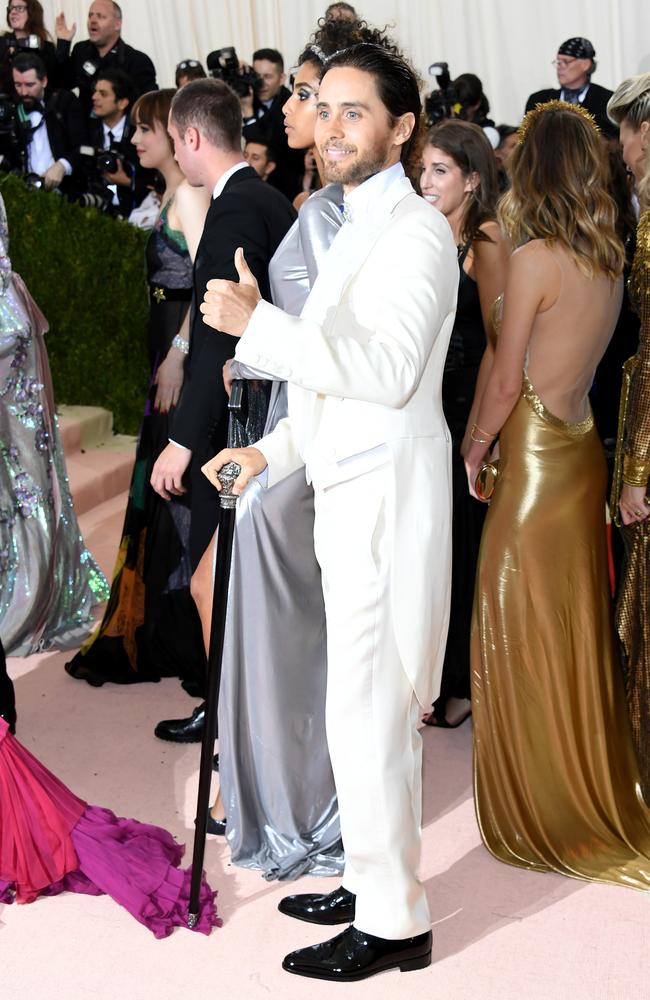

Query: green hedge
left=2, top=173, right=150, bottom=435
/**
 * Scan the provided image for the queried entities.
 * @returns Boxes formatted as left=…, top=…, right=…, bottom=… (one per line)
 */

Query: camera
left=96, top=149, right=120, bottom=174
left=206, top=46, right=263, bottom=99
left=424, top=62, right=459, bottom=126
left=0, top=96, right=38, bottom=171
left=75, top=143, right=128, bottom=213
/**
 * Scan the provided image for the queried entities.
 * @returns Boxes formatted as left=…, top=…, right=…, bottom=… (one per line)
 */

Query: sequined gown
left=472, top=294, right=650, bottom=889
left=218, top=185, right=345, bottom=879
left=0, top=198, right=108, bottom=654
left=613, top=207, right=650, bottom=800
left=66, top=200, right=205, bottom=691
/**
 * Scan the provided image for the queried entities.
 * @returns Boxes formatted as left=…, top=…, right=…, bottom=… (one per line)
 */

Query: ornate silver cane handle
left=217, top=461, right=242, bottom=509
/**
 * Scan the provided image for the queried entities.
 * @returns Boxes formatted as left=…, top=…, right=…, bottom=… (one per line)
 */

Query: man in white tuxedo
left=200, top=44, right=458, bottom=982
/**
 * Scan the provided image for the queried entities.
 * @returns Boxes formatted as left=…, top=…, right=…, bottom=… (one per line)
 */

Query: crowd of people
left=1, top=0, right=650, bottom=985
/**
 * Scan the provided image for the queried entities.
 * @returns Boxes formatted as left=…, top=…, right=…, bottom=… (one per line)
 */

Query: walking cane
left=187, top=456, right=240, bottom=927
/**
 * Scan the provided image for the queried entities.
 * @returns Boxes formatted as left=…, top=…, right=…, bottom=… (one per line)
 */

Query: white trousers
left=313, top=462, right=430, bottom=939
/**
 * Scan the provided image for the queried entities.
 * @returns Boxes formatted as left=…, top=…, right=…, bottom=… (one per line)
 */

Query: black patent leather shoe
left=207, top=815, right=227, bottom=836
left=283, top=925, right=432, bottom=981
left=278, top=886, right=356, bottom=925
left=154, top=702, right=206, bottom=743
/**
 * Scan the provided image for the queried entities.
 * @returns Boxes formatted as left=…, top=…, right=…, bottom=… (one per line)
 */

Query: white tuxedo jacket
left=235, top=173, right=458, bottom=705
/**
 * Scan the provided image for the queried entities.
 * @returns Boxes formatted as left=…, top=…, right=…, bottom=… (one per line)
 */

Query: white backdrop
left=38, top=1, right=650, bottom=124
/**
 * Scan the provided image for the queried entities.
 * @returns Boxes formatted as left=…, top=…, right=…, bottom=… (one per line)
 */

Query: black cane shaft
left=188, top=504, right=237, bottom=922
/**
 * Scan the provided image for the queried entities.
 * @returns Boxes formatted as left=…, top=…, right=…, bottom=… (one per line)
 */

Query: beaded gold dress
left=612, top=207, right=650, bottom=800
left=471, top=297, right=650, bottom=889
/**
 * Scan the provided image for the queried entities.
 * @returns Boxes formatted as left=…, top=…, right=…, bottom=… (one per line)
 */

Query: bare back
left=523, top=242, right=623, bottom=423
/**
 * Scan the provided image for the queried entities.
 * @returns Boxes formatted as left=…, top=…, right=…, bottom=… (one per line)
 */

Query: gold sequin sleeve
left=622, top=210, right=650, bottom=486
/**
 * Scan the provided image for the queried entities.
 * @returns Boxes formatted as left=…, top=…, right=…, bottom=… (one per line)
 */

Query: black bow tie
left=562, top=86, right=586, bottom=104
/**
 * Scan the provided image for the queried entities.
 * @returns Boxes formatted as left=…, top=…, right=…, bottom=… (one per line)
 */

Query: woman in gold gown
left=608, top=75, right=650, bottom=801
left=464, top=101, right=650, bottom=889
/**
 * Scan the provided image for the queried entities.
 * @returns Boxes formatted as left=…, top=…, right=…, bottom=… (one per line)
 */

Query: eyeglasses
left=7, top=4, right=28, bottom=11
left=176, top=60, right=201, bottom=71
left=552, top=57, right=579, bottom=68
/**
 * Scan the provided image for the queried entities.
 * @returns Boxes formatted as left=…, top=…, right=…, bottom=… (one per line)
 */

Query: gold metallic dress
left=472, top=363, right=650, bottom=888
left=612, top=208, right=650, bottom=801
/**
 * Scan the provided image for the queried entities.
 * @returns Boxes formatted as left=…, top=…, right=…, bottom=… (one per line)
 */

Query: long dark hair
left=322, top=42, right=425, bottom=180
left=424, top=119, right=499, bottom=245
left=6, top=0, right=52, bottom=43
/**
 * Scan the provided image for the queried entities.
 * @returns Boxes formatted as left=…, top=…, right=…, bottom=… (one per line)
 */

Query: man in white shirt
left=200, top=44, right=458, bottom=981
left=12, top=52, right=85, bottom=193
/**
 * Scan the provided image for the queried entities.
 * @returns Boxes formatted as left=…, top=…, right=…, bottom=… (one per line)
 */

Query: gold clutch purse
left=475, top=461, right=499, bottom=502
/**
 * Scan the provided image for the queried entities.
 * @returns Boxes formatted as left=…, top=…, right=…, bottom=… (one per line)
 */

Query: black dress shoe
left=154, top=702, right=206, bottom=742
left=207, top=815, right=227, bottom=836
left=282, top=925, right=432, bottom=981
left=278, top=886, right=356, bottom=925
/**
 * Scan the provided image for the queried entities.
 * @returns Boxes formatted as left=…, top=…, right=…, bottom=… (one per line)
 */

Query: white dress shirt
left=27, top=109, right=72, bottom=179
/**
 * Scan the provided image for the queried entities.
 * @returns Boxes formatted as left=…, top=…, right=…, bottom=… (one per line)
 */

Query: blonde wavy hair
left=498, top=102, right=624, bottom=280
left=607, top=73, right=650, bottom=208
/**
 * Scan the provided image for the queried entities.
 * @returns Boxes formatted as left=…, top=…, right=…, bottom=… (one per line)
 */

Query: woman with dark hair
left=0, top=0, right=58, bottom=90
left=465, top=101, right=650, bottom=885
left=66, top=90, right=210, bottom=691
left=419, top=120, right=509, bottom=728
left=452, top=73, right=499, bottom=148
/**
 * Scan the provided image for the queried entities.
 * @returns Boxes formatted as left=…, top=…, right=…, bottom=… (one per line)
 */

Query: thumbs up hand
left=200, top=247, right=262, bottom=337
left=234, top=247, right=260, bottom=293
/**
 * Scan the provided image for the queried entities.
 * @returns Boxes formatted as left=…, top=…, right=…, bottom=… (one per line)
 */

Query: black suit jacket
left=42, top=88, right=87, bottom=194
left=86, top=116, right=153, bottom=216
left=524, top=81, right=616, bottom=137
left=172, top=165, right=296, bottom=454
left=56, top=36, right=157, bottom=118
left=244, top=86, right=306, bottom=200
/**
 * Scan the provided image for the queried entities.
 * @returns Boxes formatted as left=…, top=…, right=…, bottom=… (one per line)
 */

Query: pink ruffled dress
left=0, top=719, right=219, bottom=937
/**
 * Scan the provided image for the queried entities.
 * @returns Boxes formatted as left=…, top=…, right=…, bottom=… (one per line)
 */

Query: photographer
left=82, top=66, right=148, bottom=216
left=55, top=1, right=157, bottom=118
left=425, top=65, right=499, bottom=148
left=243, top=126, right=276, bottom=181
left=0, top=1, right=58, bottom=94
left=10, top=51, right=85, bottom=194
left=240, top=47, right=304, bottom=200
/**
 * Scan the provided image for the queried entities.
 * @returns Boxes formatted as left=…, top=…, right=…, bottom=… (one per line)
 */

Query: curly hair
left=498, top=102, right=624, bottom=280
left=297, top=16, right=399, bottom=71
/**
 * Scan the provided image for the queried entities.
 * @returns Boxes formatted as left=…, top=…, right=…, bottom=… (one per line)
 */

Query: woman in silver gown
left=213, top=19, right=400, bottom=879
left=0, top=195, right=108, bottom=654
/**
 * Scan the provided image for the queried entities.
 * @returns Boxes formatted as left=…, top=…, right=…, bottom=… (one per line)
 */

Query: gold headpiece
left=518, top=99, right=600, bottom=145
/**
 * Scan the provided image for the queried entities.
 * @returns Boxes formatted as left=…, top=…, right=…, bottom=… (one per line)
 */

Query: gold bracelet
left=470, top=422, right=496, bottom=444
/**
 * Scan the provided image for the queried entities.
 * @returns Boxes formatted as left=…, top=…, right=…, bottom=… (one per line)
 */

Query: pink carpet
left=3, top=474, right=648, bottom=998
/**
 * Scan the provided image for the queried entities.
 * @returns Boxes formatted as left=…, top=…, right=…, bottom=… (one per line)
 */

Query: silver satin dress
left=218, top=185, right=345, bottom=879
left=0, top=197, right=108, bottom=654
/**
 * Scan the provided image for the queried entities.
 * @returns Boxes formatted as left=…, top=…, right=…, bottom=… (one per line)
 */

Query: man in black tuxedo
left=84, top=67, right=150, bottom=217
left=11, top=51, right=86, bottom=196
left=0, top=640, right=16, bottom=734
left=525, top=37, right=616, bottom=137
left=55, top=0, right=157, bottom=119
left=241, top=48, right=306, bottom=201
left=150, top=80, right=294, bottom=739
